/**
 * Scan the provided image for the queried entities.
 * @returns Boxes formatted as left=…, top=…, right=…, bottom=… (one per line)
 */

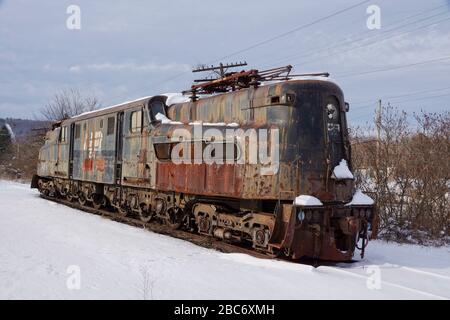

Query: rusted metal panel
left=71, top=115, right=116, bottom=184
left=204, top=163, right=242, bottom=197
left=155, top=162, right=243, bottom=198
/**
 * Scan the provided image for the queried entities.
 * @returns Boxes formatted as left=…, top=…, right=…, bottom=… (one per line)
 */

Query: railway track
left=40, top=194, right=272, bottom=261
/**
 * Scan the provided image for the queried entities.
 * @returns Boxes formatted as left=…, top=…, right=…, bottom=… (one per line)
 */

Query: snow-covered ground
left=0, top=180, right=449, bottom=300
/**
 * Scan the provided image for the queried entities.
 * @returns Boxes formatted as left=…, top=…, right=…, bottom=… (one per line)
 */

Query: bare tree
left=351, top=104, right=449, bottom=245
left=41, top=88, right=100, bottom=121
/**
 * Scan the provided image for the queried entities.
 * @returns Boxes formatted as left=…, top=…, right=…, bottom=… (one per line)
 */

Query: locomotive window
left=99, top=119, right=103, bottom=129
left=130, top=110, right=142, bottom=133
left=60, top=126, right=67, bottom=143
left=325, top=96, right=340, bottom=122
left=149, top=101, right=166, bottom=122
left=107, top=117, right=115, bottom=135
left=326, top=103, right=337, bottom=120
left=74, top=124, right=81, bottom=139
left=154, top=143, right=172, bottom=160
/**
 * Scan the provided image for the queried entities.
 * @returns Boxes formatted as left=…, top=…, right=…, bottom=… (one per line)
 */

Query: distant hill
left=0, top=118, right=51, bottom=139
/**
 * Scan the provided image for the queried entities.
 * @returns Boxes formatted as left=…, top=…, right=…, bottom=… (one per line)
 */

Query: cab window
left=130, top=110, right=142, bottom=133
left=59, top=126, right=67, bottom=143
left=149, top=101, right=166, bottom=122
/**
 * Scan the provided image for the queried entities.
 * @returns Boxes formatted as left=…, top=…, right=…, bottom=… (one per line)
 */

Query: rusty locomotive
left=32, top=64, right=376, bottom=261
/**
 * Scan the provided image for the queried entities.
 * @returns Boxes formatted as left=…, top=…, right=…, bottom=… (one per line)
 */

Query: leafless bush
left=0, top=130, right=47, bottom=181
left=352, top=104, right=449, bottom=245
left=41, top=88, right=100, bottom=121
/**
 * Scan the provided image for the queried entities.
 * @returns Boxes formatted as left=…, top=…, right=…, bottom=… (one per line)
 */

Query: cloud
left=68, top=62, right=191, bottom=73
left=1, top=0, right=450, bottom=120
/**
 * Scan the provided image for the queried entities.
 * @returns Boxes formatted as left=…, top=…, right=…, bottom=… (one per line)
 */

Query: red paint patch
left=83, top=159, right=93, bottom=171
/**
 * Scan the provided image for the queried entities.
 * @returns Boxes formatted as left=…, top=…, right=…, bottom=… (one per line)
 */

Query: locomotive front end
left=273, top=80, right=377, bottom=261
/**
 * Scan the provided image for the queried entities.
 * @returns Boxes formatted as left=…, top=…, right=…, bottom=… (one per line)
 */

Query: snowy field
left=0, top=180, right=449, bottom=300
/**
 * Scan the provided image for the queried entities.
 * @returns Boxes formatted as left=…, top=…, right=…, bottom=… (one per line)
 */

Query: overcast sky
left=1, top=0, right=449, bottom=124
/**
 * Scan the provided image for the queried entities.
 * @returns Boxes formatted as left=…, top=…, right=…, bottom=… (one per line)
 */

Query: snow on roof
left=73, top=95, right=153, bottom=119
left=332, top=159, right=354, bottom=180
left=346, top=190, right=374, bottom=206
left=256, top=75, right=334, bottom=88
left=188, top=121, right=240, bottom=127
left=162, top=93, right=191, bottom=106
left=294, top=195, right=323, bottom=206
left=289, top=75, right=331, bottom=81
left=4, top=123, right=16, bottom=142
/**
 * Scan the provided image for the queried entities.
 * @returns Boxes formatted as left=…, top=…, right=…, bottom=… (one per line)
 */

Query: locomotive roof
left=69, top=95, right=153, bottom=122
left=63, top=77, right=337, bottom=124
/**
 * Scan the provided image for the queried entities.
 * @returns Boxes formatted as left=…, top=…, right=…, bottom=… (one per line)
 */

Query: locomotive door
left=68, top=123, right=75, bottom=178
left=115, top=112, right=124, bottom=184
left=121, top=108, right=142, bottom=185
left=56, top=125, right=69, bottom=177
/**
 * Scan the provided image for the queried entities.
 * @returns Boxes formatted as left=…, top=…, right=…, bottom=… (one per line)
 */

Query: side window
left=60, top=126, right=67, bottom=143
left=74, top=124, right=81, bottom=139
left=130, top=110, right=142, bottom=133
left=107, top=117, right=115, bottom=135
left=149, top=101, right=166, bottom=122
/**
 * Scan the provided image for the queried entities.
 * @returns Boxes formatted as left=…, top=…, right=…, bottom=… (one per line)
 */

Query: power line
left=350, top=91, right=450, bottom=119
left=351, top=85, right=450, bottom=105
left=100, top=0, right=371, bottom=106
left=382, top=91, right=450, bottom=105
left=260, top=5, right=450, bottom=69
left=289, top=13, right=450, bottom=70
left=211, top=0, right=371, bottom=63
left=336, top=54, right=450, bottom=78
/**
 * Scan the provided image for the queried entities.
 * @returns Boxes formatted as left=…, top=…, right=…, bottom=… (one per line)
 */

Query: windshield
left=148, top=101, right=166, bottom=122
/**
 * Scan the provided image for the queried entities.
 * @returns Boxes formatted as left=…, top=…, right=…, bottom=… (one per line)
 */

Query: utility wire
left=336, top=54, right=450, bottom=78
left=101, top=0, right=371, bottom=106
left=350, top=91, right=450, bottom=120
left=301, top=15, right=450, bottom=68
left=210, top=0, right=371, bottom=63
left=351, top=85, right=450, bottom=105
left=259, top=4, right=450, bottom=69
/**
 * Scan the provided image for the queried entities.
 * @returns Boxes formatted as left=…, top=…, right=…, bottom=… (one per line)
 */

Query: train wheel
left=165, top=207, right=182, bottom=230
left=78, top=193, right=87, bottom=206
left=93, top=195, right=105, bottom=210
left=139, top=204, right=153, bottom=223
left=116, top=206, right=128, bottom=217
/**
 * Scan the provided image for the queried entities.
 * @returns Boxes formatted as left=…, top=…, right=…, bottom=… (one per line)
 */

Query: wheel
left=165, top=207, right=182, bottom=230
left=78, top=193, right=87, bottom=206
left=116, top=205, right=128, bottom=217
left=138, top=204, right=153, bottom=223
left=92, top=194, right=105, bottom=210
